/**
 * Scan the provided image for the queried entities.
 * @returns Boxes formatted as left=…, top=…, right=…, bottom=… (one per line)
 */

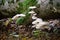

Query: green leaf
left=17, top=0, right=37, bottom=13
left=16, top=17, right=25, bottom=25
left=33, top=30, right=40, bottom=37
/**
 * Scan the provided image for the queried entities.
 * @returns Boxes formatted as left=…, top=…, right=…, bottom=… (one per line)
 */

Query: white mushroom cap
left=32, top=16, right=37, bottom=19
left=32, top=18, right=49, bottom=29
left=10, top=34, right=19, bottom=37
left=35, top=22, right=49, bottom=29
left=12, top=14, right=25, bottom=20
left=28, top=11, right=35, bottom=14
left=33, top=13, right=37, bottom=16
left=16, top=14, right=26, bottom=17
left=32, top=22, right=49, bottom=29
left=32, top=18, right=43, bottom=24
left=13, top=35, right=19, bottom=37
left=29, top=6, right=37, bottom=9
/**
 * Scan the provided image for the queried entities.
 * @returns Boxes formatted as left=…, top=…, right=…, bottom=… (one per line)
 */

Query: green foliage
left=24, top=13, right=31, bottom=24
left=33, top=30, right=40, bottom=37
left=17, top=0, right=37, bottom=13
left=16, top=17, right=25, bottom=25
left=33, top=30, right=49, bottom=38
left=53, top=28, right=60, bottom=35
left=2, top=0, right=5, bottom=5
left=16, top=0, right=37, bottom=25
left=16, top=13, right=31, bottom=25
left=17, top=2, right=24, bottom=13
left=22, top=0, right=37, bottom=12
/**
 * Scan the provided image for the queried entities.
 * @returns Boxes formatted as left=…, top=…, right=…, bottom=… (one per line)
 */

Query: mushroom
left=32, top=18, right=49, bottom=29
left=12, top=14, right=26, bottom=20
left=29, top=6, right=37, bottom=9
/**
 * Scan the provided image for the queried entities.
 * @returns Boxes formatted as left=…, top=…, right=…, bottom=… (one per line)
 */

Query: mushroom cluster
left=28, top=6, right=49, bottom=30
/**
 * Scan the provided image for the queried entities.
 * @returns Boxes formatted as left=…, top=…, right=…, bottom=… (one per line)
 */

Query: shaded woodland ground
left=0, top=0, right=60, bottom=40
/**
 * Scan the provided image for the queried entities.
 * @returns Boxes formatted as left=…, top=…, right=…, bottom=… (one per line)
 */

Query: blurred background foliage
left=0, top=0, right=37, bottom=19
left=17, top=0, right=37, bottom=13
left=16, top=0, right=37, bottom=25
left=0, top=0, right=60, bottom=40
left=0, top=0, right=60, bottom=20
